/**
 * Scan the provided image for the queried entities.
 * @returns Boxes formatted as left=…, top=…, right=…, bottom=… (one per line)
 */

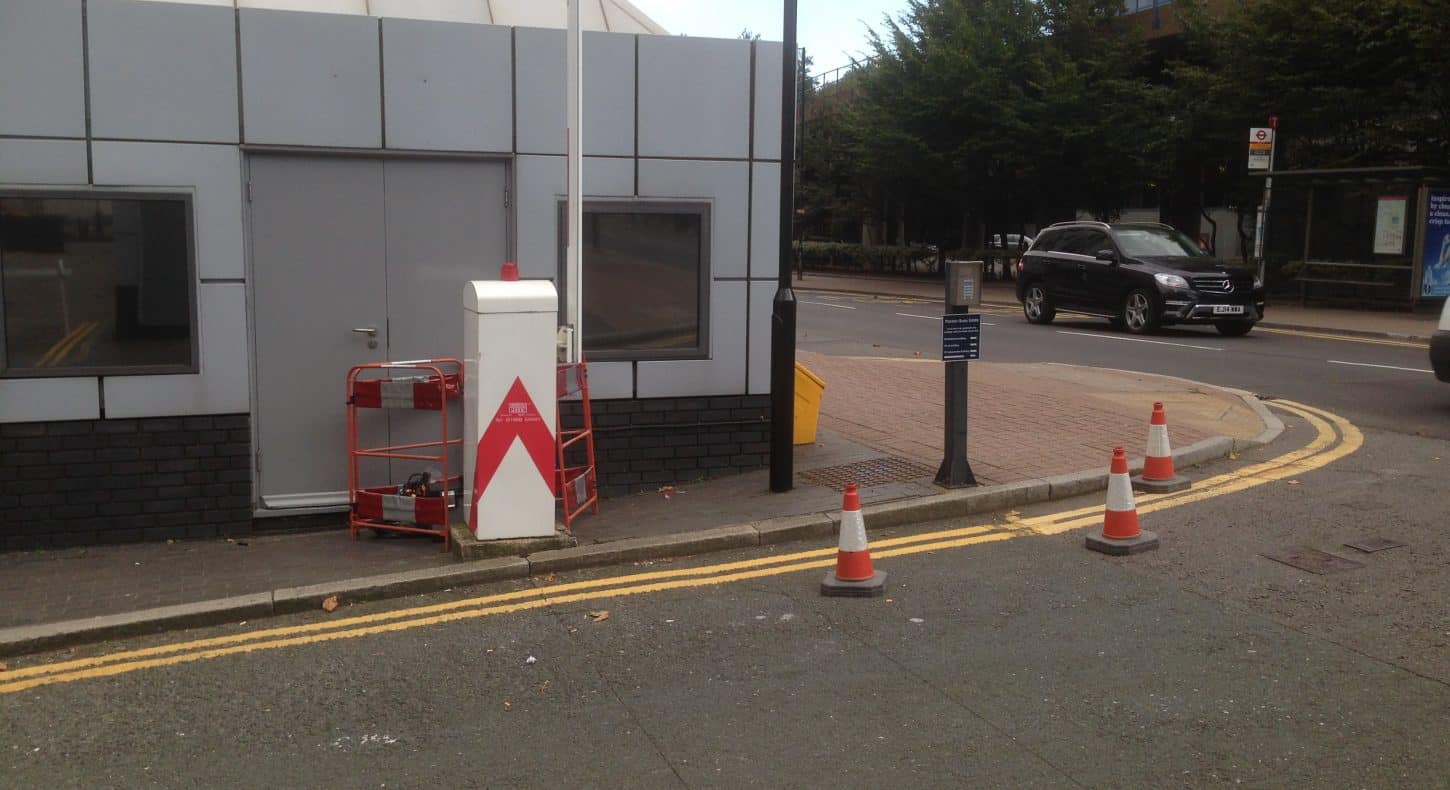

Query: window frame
left=555, top=198, right=712, bottom=362
left=0, top=187, right=200, bottom=379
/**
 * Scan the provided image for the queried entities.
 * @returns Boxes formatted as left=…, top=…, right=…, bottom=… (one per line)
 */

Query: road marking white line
left=896, top=312, right=995, bottom=325
left=801, top=301, right=856, bottom=310
left=1327, top=360, right=1432, bottom=374
left=1055, top=331, right=1222, bottom=351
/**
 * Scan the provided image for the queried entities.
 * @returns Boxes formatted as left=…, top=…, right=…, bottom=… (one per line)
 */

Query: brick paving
left=799, top=351, right=1258, bottom=486
left=0, top=354, right=1268, bottom=632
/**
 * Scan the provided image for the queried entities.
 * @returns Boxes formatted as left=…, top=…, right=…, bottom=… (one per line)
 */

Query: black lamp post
left=769, top=0, right=799, bottom=492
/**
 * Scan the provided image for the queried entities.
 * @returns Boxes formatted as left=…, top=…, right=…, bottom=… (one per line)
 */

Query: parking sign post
left=937, top=260, right=981, bottom=488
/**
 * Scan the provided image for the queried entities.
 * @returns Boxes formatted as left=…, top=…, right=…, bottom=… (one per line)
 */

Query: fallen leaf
left=872, top=343, right=881, bottom=348
left=0, top=661, right=7, bottom=671
left=543, top=572, right=556, bottom=583
left=1003, top=510, right=1021, bottom=523
left=589, top=610, right=611, bottom=622
left=321, top=596, right=339, bottom=612
left=503, top=701, right=512, bottom=710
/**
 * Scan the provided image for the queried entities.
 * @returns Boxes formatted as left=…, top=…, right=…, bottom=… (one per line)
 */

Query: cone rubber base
left=1085, top=528, right=1159, bottom=556
left=821, top=570, right=888, bottom=597
left=1131, top=474, right=1191, bottom=494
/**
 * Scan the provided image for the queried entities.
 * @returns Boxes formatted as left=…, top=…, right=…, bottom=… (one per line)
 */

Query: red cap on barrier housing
left=500, top=261, right=519, bottom=281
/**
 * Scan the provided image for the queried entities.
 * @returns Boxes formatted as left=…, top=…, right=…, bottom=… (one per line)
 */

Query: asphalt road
left=4, top=292, right=1447, bottom=788
left=3, top=407, right=1448, bottom=787
left=796, top=290, right=1450, bottom=440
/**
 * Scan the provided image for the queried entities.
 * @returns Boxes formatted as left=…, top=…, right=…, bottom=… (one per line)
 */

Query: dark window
left=1, top=192, right=195, bottom=377
left=1076, top=231, right=1112, bottom=257
left=1112, top=226, right=1207, bottom=258
left=558, top=201, right=710, bottom=360
left=1031, top=230, right=1062, bottom=253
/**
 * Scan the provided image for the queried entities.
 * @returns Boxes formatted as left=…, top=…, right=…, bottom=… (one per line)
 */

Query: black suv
left=1014, top=221, right=1266, bottom=336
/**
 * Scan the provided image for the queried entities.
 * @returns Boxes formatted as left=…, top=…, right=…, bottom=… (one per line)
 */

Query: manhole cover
left=1261, top=546, right=1364, bottom=574
left=1343, top=537, right=1405, bottom=553
left=801, top=456, right=936, bottom=491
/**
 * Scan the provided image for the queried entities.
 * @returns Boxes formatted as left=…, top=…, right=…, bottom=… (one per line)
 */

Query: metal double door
left=247, top=154, right=508, bottom=511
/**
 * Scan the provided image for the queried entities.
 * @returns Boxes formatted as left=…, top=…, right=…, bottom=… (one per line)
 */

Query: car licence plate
left=1211, top=304, right=1244, bottom=315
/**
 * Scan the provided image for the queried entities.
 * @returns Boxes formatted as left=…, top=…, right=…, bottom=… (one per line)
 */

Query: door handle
left=352, top=326, right=379, bottom=349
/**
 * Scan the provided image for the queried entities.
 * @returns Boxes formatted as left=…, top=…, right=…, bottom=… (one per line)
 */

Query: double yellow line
left=0, top=399, right=1358, bottom=695
left=33, top=321, right=99, bottom=367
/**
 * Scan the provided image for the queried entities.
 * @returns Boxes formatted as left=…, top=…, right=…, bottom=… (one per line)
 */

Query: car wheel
left=1215, top=320, right=1255, bottom=337
left=1121, top=289, right=1160, bottom=334
left=1023, top=282, right=1056, bottom=324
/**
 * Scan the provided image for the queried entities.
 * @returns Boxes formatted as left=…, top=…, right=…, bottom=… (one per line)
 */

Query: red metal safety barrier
left=346, top=359, right=464, bottom=550
left=556, top=358, right=599, bottom=530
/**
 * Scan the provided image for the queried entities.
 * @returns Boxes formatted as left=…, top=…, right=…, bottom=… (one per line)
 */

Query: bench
left=1294, top=260, right=1412, bottom=308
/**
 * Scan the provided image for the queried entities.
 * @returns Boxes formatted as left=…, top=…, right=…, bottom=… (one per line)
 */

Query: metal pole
left=1255, top=115, right=1278, bottom=283
left=565, top=0, right=584, bottom=363
left=769, top=0, right=798, bottom=493
left=795, top=46, right=805, bottom=283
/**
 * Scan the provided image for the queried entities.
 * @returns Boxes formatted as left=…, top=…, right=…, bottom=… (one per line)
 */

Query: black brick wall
left=560, top=395, right=771, bottom=498
left=0, top=414, right=253, bottom=550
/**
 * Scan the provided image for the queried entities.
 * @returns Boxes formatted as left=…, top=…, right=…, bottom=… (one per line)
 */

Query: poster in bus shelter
left=1423, top=190, right=1450, bottom=297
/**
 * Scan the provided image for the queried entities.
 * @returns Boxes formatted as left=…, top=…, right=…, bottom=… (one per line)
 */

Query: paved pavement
left=0, top=356, right=1267, bottom=636
left=796, top=272, right=1443, bottom=340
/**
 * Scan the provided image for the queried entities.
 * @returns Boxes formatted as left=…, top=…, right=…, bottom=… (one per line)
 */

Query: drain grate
left=1343, top=537, right=1405, bottom=553
left=1261, top=546, right=1364, bottom=575
left=801, top=456, right=936, bottom=491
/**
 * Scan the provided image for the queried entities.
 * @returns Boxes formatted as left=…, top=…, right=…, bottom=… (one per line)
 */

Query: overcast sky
left=629, top=0, right=909, bottom=75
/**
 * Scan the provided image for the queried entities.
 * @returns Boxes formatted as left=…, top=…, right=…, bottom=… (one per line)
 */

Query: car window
left=1112, top=227, right=1208, bottom=257
left=1048, top=229, right=1085, bottom=254
left=1030, top=231, right=1061, bottom=253
left=1055, top=229, right=1105, bottom=256
left=1076, top=231, right=1112, bottom=257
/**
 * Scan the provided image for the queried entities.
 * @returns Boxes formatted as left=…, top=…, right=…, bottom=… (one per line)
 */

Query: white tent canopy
left=135, top=0, right=669, bottom=33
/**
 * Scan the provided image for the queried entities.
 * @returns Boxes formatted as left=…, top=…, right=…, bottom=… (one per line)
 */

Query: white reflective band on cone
left=1147, top=423, right=1171, bottom=457
left=838, top=508, right=868, bottom=553
left=1106, top=472, right=1137, bottom=512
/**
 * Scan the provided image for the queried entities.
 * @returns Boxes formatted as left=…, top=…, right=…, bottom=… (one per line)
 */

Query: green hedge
left=799, top=241, right=938, bottom=272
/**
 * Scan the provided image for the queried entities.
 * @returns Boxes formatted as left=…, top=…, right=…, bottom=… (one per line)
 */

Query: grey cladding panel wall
left=0, top=138, right=88, bottom=184
left=514, top=28, right=637, bottom=156
left=0, top=0, right=85, bottom=137
left=88, top=0, right=239, bottom=143
left=383, top=18, right=512, bottom=152
left=638, top=36, right=751, bottom=160
left=91, top=141, right=246, bottom=281
left=750, top=162, right=780, bottom=279
left=638, top=159, right=749, bottom=279
left=752, top=42, right=782, bottom=160
left=240, top=8, right=382, bottom=148
left=582, top=31, right=637, bottom=157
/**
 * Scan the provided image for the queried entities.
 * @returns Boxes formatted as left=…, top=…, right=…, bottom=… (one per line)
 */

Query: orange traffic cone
left=1131, top=402, right=1190, bottom=493
left=821, top=483, right=887, bottom=597
left=1086, top=448, right=1159, bottom=555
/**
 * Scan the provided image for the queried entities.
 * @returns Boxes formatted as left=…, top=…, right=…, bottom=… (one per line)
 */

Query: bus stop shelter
left=1256, top=166, right=1449, bottom=308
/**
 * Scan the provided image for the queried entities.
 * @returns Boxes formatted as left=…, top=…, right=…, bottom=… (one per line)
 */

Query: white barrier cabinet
left=462, top=274, right=558, bottom=540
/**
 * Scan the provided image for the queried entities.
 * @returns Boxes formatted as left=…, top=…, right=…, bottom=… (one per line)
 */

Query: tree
left=1168, top=0, right=1450, bottom=171
left=815, top=0, right=1165, bottom=252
